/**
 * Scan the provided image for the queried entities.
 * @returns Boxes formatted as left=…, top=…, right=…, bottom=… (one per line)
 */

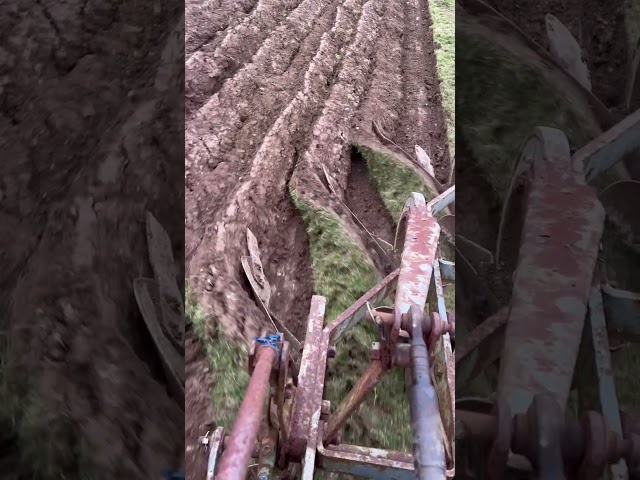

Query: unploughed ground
left=184, top=0, right=452, bottom=477
left=0, top=1, right=185, bottom=479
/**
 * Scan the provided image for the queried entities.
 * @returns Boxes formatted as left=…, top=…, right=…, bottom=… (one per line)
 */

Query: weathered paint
left=288, top=295, right=326, bottom=459
left=301, top=330, right=331, bottom=480
left=328, top=270, right=400, bottom=343
left=393, top=193, right=440, bottom=348
left=456, top=307, right=507, bottom=389
left=217, top=346, right=278, bottom=479
left=427, top=185, right=456, bottom=216
left=206, top=427, right=225, bottom=480
left=317, top=429, right=415, bottom=480
left=439, top=260, right=455, bottom=282
left=498, top=127, right=605, bottom=414
left=431, top=259, right=455, bottom=459
left=573, top=109, right=640, bottom=181
left=587, top=283, right=628, bottom=480
left=602, top=283, right=640, bottom=336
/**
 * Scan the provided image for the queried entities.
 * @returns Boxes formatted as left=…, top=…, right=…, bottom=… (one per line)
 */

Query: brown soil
left=346, top=147, right=397, bottom=274
left=0, top=1, right=184, bottom=479
left=487, top=0, right=631, bottom=108
left=184, top=0, right=451, bottom=476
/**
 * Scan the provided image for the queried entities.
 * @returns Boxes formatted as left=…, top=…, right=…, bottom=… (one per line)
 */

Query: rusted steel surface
left=301, top=330, right=331, bottom=480
left=257, top=430, right=277, bottom=480
left=439, top=260, right=455, bottom=282
left=393, top=193, right=440, bottom=349
left=586, top=283, right=628, bottom=480
left=288, top=295, right=326, bottom=460
left=431, top=258, right=455, bottom=461
left=324, top=360, right=387, bottom=444
left=602, top=283, right=640, bottom=336
left=317, top=425, right=415, bottom=480
left=217, top=345, right=277, bottom=480
left=497, top=127, right=605, bottom=415
left=327, top=269, right=399, bottom=343
left=456, top=307, right=508, bottom=385
left=206, top=427, right=225, bottom=480
left=327, top=444, right=414, bottom=463
left=600, top=180, right=640, bottom=250
left=572, top=109, right=640, bottom=181
left=427, top=185, right=456, bottom=216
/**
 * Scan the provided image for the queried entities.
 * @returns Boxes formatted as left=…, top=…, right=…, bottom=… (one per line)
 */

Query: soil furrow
left=352, top=0, right=406, bottom=141
left=184, top=5, right=369, bottom=474
left=185, top=0, right=364, bottom=260
left=2, top=6, right=184, bottom=478
left=186, top=0, right=368, bottom=338
left=395, top=0, right=451, bottom=181
left=184, top=0, right=337, bottom=182
left=185, top=0, right=303, bottom=120
left=291, top=0, right=388, bottom=271
left=185, top=0, right=257, bottom=57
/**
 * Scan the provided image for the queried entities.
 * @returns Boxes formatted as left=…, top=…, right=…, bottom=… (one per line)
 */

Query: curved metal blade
left=600, top=180, right=640, bottom=251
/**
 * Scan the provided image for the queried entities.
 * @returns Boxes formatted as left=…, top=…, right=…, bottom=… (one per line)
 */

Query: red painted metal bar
left=393, top=193, right=441, bottom=349
left=327, top=269, right=399, bottom=343
left=497, top=127, right=605, bottom=415
left=216, top=345, right=278, bottom=480
left=323, top=360, right=387, bottom=444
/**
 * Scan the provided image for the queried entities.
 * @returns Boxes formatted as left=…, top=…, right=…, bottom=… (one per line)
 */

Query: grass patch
left=186, top=287, right=249, bottom=428
left=429, top=0, right=455, bottom=158
left=291, top=192, right=379, bottom=321
left=457, top=30, right=596, bottom=199
left=0, top=337, right=95, bottom=480
left=358, top=145, right=437, bottom=220
left=291, top=191, right=412, bottom=449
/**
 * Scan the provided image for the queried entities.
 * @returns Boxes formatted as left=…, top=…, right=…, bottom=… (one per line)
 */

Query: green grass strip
left=291, top=191, right=412, bottom=449
left=186, top=287, right=249, bottom=428
left=430, top=0, right=455, bottom=158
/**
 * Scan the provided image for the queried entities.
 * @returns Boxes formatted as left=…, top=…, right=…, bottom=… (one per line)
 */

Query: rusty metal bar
left=497, top=127, right=605, bottom=415
left=393, top=193, right=440, bottom=349
left=206, top=427, right=225, bottom=480
left=427, top=185, right=456, bottom=215
left=602, top=283, right=640, bottom=337
left=323, top=359, right=387, bottom=444
left=456, top=307, right=508, bottom=386
left=317, top=424, right=416, bottom=480
left=327, top=269, right=399, bottom=343
left=288, top=296, right=326, bottom=459
left=217, top=345, right=278, bottom=479
left=301, top=329, right=331, bottom=480
left=572, top=109, right=640, bottom=181
left=586, top=282, right=628, bottom=479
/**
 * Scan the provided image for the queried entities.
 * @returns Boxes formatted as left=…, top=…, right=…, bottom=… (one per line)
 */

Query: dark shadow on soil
left=346, top=146, right=397, bottom=275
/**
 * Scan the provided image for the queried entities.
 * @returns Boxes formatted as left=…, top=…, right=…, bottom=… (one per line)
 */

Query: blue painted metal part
left=317, top=438, right=416, bottom=480
left=572, top=108, right=640, bottom=181
left=602, top=283, right=640, bottom=336
left=439, top=260, right=455, bottom=283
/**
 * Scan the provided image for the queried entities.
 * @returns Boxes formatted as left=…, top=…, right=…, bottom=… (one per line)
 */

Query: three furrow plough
left=201, top=186, right=456, bottom=479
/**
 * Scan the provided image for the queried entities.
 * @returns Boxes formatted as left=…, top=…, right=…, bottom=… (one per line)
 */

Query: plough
left=200, top=186, right=456, bottom=479
left=456, top=109, right=640, bottom=480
